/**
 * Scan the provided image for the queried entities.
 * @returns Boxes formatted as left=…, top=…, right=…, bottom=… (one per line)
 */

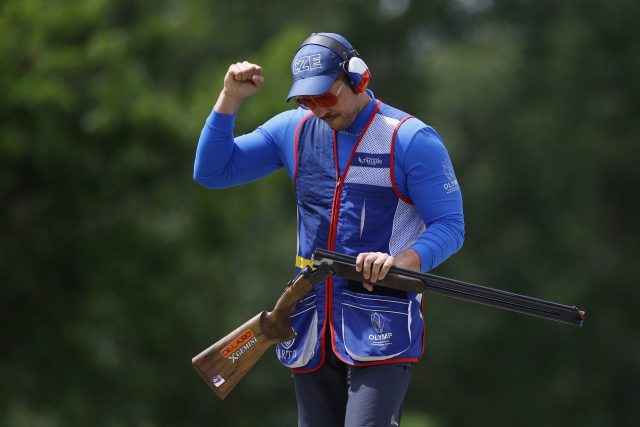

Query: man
left=194, top=33, right=464, bottom=427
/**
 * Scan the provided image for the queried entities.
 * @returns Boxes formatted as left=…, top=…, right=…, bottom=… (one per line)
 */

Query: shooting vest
left=276, top=101, right=427, bottom=372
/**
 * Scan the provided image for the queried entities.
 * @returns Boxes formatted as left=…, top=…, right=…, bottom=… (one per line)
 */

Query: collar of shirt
left=338, top=90, right=377, bottom=137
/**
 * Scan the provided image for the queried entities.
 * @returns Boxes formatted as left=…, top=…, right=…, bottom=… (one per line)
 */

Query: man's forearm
left=193, top=109, right=285, bottom=189
left=214, top=90, right=243, bottom=115
left=411, top=218, right=465, bottom=272
left=394, top=248, right=421, bottom=271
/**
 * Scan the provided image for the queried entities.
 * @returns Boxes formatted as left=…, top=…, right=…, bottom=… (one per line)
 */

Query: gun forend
left=312, top=249, right=425, bottom=294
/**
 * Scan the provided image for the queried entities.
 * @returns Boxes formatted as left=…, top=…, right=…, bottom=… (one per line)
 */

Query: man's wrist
left=395, top=248, right=421, bottom=271
left=214, top=90, right=243, bottom=115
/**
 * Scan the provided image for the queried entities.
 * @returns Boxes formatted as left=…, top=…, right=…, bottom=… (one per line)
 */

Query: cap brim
left=285, top=72, right=341, bottom=102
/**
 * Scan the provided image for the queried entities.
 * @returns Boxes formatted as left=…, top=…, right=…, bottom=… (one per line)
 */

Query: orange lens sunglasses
left=296, top=80, right=345, bottom=110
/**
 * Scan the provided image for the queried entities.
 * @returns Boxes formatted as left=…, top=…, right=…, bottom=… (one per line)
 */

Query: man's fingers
left=361, top=253, right=375, bottom=280
left=377, top=256, right=395, bottom=281
left=355, top=253, right=366, bottom=272
left=230, top=62, right=262, bottom=81
left=358, top=252, right=394, bottom=283
left=356, top=252, right=395, bottom=286
left=223, top=62, right=264, bottom=99
left=252, top=74, right=265, bottom=92
left=369, top=254, right=393, bottom=283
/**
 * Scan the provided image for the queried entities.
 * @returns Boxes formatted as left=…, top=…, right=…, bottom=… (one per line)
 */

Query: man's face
left=296, top=77, right=359, bottom=131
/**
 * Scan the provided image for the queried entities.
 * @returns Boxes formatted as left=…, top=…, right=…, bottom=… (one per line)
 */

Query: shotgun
left=192, top=249, right=585, bottom=399
left=313, top=249, right=586, bottom=327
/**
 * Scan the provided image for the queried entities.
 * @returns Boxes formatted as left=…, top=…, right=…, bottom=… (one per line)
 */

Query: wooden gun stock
left=192, top=266, right=326, bottom=399
left=192, top=259, right=422, bottom=399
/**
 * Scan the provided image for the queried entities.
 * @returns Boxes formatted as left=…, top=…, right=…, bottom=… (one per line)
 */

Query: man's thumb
left=252, top=74, right=265, bottom=91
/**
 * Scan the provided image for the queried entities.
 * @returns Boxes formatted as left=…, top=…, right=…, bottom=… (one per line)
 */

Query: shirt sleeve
left=193, top=108, right=290, bottom=189
left=399, top=126, right=465, bottom=272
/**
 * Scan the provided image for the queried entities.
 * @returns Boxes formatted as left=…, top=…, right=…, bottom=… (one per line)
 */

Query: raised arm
left=194, top=62, right=284, bottom=189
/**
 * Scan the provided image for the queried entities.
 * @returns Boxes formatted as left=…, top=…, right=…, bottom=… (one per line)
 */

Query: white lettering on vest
left=277, top=348, right=297, bottom=360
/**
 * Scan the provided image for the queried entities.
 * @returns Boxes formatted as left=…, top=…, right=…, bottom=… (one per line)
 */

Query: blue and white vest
left=276, top=101, right=427, bottom=372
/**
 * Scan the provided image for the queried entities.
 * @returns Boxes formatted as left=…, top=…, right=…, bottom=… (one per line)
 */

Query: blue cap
left=286, top=33, right=355, bottom=102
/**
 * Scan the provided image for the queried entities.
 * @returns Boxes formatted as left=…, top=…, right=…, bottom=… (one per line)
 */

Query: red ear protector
left=299, top=34, right=371, bottom=94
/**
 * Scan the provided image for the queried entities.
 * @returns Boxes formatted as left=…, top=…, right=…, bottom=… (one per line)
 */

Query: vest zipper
left=328, top=178, right=342, bottom=250
left=325, top=168, right=344, bottom=357
left=324, top=101, right=381, bottom=366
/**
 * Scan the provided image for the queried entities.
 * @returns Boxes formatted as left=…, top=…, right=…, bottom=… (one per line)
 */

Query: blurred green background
left=1, top=0, right=638, bottom=426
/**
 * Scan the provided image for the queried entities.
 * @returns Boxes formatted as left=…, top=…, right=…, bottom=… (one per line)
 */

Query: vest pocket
left=276, top=293, right=318, bottom=368
left=341, top=291, right=412, bottom=362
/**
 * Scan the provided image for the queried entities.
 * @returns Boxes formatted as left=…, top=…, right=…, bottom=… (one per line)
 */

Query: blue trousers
left=292, top=348, right=413, bottom=427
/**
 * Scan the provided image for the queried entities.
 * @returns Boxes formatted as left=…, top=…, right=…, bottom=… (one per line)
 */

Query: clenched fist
left=224, top=62, right=264, bottom=98
left=215, top=61, right=265, bottom=115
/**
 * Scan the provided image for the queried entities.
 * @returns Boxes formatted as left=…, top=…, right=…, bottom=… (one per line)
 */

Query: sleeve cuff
left=206, top=108, right=236, bottom=130
left=410, top=242, right=434, bottom=273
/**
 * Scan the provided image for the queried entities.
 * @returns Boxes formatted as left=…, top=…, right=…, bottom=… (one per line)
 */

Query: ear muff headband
left=299, top=34, right=370, bottom=93
left=300, top=34, right=358, bottom=62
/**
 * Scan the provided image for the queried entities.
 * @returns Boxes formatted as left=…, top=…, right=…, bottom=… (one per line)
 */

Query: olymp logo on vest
left=369, top=312, right=393, bottom=346
left=371, top=312, right=385, bottom=334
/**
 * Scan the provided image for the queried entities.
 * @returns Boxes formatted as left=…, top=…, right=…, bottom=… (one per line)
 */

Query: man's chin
left=324, top=116, right=346, bottom=131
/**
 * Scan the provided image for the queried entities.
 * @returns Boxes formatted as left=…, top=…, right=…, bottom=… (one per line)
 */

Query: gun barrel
left=312, top=249, right=585, bottom=327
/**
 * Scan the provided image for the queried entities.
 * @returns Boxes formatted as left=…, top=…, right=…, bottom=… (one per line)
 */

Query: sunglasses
left=296, top=80, right=346, bottom=110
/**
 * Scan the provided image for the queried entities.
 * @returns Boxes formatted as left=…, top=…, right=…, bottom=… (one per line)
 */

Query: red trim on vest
left=293, top=113, right=315, bottom=187
left=291, top=103, right=381, bottom=374
left=390, top=115, right=415, bottom=205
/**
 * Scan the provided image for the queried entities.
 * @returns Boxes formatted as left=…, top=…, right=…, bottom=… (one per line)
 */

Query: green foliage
left=1, top=0, right=639, bottom=426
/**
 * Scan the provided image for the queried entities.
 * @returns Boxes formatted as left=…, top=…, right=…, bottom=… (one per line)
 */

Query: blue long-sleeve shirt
left=194, top=93, right=464, bottom=272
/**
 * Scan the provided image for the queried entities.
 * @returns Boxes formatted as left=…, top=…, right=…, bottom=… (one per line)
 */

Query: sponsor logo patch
left=355, top=153, right=389, bottom=168
left=277, top=335, right=297, bottom=360
left=221, top=329, right=258, bottom=363
left=280, top=337, right=295, bottom=349
left=276, top=347, right=297, bottom=360
left=212, top=373, right=225, bottom=388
